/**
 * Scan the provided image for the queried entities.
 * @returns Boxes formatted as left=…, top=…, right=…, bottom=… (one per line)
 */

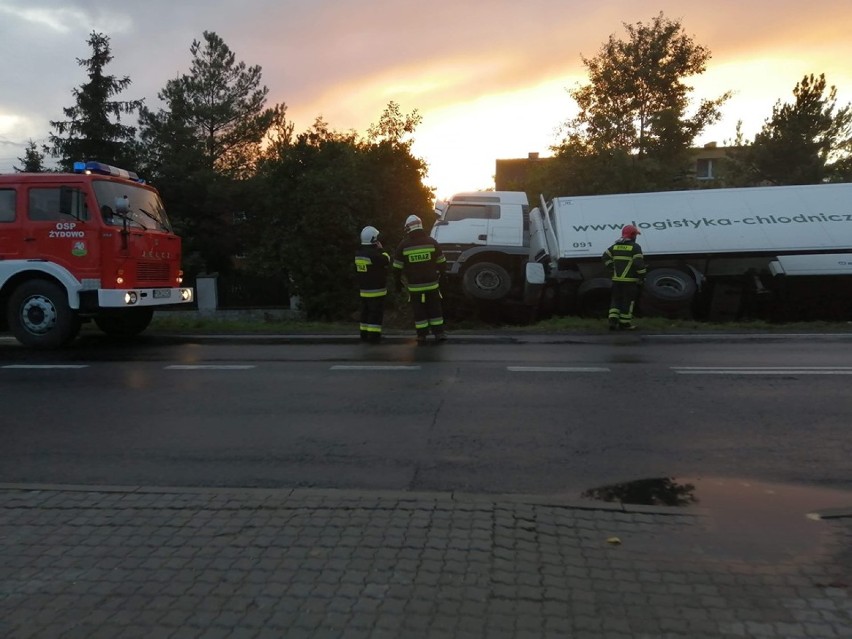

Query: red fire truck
left=0, top=161, right=194, bottom=348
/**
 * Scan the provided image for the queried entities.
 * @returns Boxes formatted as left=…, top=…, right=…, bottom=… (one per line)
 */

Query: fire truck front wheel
left=94, top=307, right=154, bottom=338
left=8, top=280, right=81, bottom=348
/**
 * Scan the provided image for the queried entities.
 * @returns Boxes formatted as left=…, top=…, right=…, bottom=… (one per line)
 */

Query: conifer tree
left=14, top=139, right=47, bottom=172
left=47, top=31, right=142, bottom=170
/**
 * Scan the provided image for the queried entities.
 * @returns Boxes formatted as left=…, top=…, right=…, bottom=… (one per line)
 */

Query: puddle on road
left=582, top=476, right=852, bottom=562
left=583, top=477, right=698, bottom=507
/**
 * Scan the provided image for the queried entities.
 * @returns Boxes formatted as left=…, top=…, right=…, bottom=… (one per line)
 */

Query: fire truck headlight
left=116, top=276, right=124, bottom=285
left=180, top=288, right=193, bottom=302
left=124, top=292, right=138, bottom=305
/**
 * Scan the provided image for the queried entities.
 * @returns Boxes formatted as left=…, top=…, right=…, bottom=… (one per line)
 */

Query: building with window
left=493, top=152, right=545, bottom=192
left=494, top=143, right=731, bottom=191
left=692, top=142, right=728, bottom=181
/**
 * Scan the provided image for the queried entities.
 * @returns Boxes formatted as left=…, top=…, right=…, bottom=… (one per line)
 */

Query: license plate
left=153, top=289, right=171, bottom=299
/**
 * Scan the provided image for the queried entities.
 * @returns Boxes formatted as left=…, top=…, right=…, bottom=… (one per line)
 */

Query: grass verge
left=149, top=311, right=852, bottom=335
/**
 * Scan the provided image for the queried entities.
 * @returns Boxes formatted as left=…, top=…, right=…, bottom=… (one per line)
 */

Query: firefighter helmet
left=360, top=225, right=380, bottom=245
left=621, top=224, right=641, bottom=239
left=404, top=214, right=423, bottom=233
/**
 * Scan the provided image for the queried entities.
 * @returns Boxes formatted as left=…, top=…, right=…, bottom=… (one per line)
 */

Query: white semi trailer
left=431, top=184, right=852, bottom=321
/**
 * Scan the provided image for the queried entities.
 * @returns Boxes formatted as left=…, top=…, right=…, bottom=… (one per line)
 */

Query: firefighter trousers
left=359, top=295, right=385, bottom=342
left=410, top=288, right=444, bottom=337
left=608, top=281, right=640, bottom=327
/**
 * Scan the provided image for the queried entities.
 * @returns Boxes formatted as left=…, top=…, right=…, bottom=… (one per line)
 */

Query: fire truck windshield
left=93, top=180, right=173, bottom=232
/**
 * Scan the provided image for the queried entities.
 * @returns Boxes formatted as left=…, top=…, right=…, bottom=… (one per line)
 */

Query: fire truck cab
left=0, top=161, right=193, bottom=348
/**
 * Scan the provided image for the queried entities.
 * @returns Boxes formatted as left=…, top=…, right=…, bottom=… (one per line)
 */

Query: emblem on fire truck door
left=71, top=241, right=88, bottom=257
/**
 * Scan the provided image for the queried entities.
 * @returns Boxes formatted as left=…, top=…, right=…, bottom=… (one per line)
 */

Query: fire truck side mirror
left=114, top=196, right=129, bottom=215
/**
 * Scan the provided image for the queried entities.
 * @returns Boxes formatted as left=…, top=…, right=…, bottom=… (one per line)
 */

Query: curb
left=0, top=483, right=707, bottom=517
left=131, top=331, right=852, bottom=346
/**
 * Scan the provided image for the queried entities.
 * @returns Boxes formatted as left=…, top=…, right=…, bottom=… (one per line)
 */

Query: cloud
left=0, top=1, right=131, bottom=34
left=0, top=0, right=850, bottom=193
left=0, top=3, right=85, bottom=33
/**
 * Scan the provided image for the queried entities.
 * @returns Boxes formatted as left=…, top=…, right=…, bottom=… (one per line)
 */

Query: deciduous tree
left=553, top=13, right=730, bottom=194
left=367, top=100, right=422, bottom=147
left=248, top=104, right=432, bottom=319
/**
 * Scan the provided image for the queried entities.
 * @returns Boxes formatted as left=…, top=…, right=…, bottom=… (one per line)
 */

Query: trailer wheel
left=7, top=280, right=80, bottom=348
left=95, top=307, right=154, bottom=338
left=462, top=262, right=512, bottom=301
left=642, top=268, right=696, bottom=303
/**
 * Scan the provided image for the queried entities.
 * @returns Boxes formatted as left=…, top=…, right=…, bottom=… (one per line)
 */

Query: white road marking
left=672, top=366, right=852, bottom=375
left=330, top=365, right=421, bottom=371
left=165, top=365, right=256, bottom=370
left=2, top=364, right=89, bottom=369
left=507, top=366, right=610, bottom=373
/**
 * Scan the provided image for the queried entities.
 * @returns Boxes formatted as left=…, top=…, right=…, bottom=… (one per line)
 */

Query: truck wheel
left=577, top=278, right=612, bottom=318
left=95, top=307, right=154, bottom=338
left=7, top=280, right=80, bottom=348
left=462, top=262, right=512, bottom=301
left=643, top=268, right=697, bottom=303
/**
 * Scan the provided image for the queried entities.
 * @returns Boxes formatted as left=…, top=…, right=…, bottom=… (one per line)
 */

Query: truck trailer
left=0, top=161, right=194, bottom=347
left=431, top=184, right=852, bottom=321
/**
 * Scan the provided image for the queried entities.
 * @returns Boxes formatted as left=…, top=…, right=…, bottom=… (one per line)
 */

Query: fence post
left=196, top=273, right=219, bottom=313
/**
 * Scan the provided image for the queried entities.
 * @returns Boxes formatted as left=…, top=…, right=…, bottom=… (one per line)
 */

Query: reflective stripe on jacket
left=393, top=229, right=446, bottom=292
left=355, top=246, right=391, bottom=297
left=602, top=239, right=647, bottom=282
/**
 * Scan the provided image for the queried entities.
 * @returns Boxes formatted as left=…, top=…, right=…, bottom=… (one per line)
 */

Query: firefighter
left=602, top=224, right=647, bottom=330
left=355, top=226, right=391, bottom=343
left=393, top=214, right=447, bottom=344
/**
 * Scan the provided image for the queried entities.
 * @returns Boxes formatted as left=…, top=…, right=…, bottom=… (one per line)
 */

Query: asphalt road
left=1, top=331, right=851, bottom=496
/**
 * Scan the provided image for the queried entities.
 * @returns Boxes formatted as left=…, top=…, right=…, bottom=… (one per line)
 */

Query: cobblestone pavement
left=0, top=486, right=849, bottom=639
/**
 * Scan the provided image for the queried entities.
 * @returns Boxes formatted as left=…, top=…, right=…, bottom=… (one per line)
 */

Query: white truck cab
left=433, top=191, right=527, bottom=248
left=431, top=191, right=530, bottom=301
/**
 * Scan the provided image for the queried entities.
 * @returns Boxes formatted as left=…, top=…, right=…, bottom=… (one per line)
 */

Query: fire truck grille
left=137, top=262, right=170, bottom=282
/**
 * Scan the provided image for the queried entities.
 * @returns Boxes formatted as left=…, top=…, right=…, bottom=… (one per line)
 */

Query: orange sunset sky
left=1, top=0, right=851, bottom=199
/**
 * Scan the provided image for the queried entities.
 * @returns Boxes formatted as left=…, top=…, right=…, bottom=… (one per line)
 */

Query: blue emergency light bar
left=72, top=161, right=142, bottom=182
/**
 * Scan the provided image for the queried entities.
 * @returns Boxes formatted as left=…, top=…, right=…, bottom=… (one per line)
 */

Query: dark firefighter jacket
left=602, top=238, right=647, bottom=283
left=354, top=245, right=391, bottom=297
left=393, top=228, right=447, bottom=292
